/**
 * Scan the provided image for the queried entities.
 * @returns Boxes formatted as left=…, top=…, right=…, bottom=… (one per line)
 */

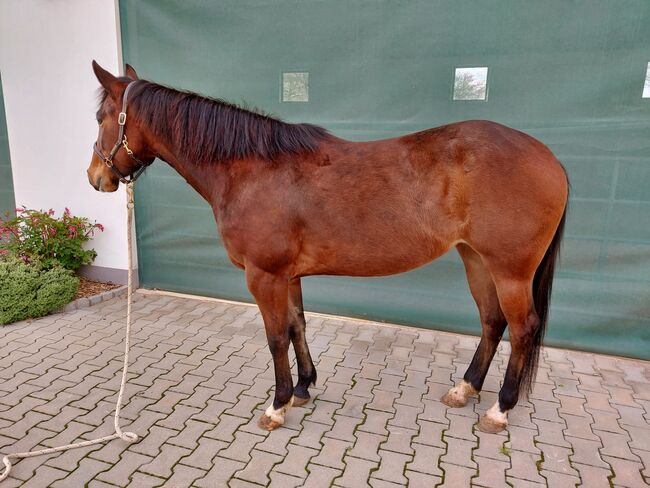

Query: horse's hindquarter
left=453, top=121, right=568, bottom=275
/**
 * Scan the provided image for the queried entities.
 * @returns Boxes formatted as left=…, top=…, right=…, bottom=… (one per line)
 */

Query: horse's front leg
left=246, top=265, right=294, bottom=431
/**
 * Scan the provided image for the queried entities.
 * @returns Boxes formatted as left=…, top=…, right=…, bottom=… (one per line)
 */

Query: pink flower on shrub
left=48, top=209, right=55, bottom=216
left=15, top=208, right=23, bottom=214
left=49, top=228, right=57, bottom=237
left=64, top=207, right=71, bottom=217
left=68, top=225, right=77, bottom=237
left=0, top=249, right=8, bottom=256
left=96, top=223, right=105, bottom=232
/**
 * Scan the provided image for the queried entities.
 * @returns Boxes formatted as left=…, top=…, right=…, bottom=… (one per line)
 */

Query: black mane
left=107, top=81, right=329, bottom=165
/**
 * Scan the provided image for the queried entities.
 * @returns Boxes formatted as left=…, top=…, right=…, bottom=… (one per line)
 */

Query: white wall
left=0, top=0, right=129, bottom=275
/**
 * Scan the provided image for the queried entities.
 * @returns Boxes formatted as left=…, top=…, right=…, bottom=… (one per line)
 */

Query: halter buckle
left=118, top=112, right=127, bottom=125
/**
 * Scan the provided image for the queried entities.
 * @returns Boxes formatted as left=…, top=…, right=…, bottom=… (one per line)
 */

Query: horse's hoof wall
left=441, top=391, right=468, bottom=408
left=478, top=414, right=507, bottom=434
left=441, top=382, right=475, bottom=408
left=258, top=413, right=283, bottom=431
left=292, top=395, right=311, bottom=407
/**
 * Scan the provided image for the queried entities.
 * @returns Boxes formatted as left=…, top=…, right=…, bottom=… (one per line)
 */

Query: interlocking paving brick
left=126, top=471, right=165, bottom=487
left=571, top=463, right=613, bottom=488
left=537, top=442, right=580, bottom=477
left=358, top=410, right=392, bottom=436
left=269, top=471, right=305, bottom=487
left=347, top=431, right=383, bottom=463
left=406, top=443, right=444, bottom=477
left=335, top=456, right=378, bottom=487
left=139, top=444, right=191, bottom=479
left=566, top=436, right=609, bottom=469
left=303, top=464, right=343, bottom=487
left=507, top=450, right=546, bottom=484
left=50, top=457, right=111, bottom=488
left=404, top=470, right=442, bottom=487
left=95, top=451, right=153, bottom=487
left=219, top=430, right=265, bottom=463
left=325, top=414, right=364, bottom=441
left=596, top=429, right=640, bottom=460
left=474, top=429, right=510, bottom=462
left=440, top=435, right=478, bottom=470
left=234, top=449, right=282, bottom=485
left=539, top=469, right=581, bottom=488
left=603, top=455, right=647, bottom=488
left=4, top=293, right=650, bottom=487
left=181, top=435, right=228, bottom=470
left=438, top=462, right=475, bottom=487
left=19, top=465, right=68, bottom=488
left=130, top=425, right=178, bottom=457
left=274, top=443, right=318, bottom=478
left=372, top=450, right=412, bottom=485
left=472, top=455, right=510, bottom=487
left=160, top=464, right=206, bottom=487
left=381, top=425, right=416, bottom=455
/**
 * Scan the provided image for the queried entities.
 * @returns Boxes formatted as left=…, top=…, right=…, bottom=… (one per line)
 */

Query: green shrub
left=0, top=207, right=104, bottom=271
left=0, top=257, right=79, bottom=325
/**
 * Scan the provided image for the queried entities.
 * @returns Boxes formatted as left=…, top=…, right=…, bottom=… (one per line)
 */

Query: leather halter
left=93, top=81, right=150, bottom=184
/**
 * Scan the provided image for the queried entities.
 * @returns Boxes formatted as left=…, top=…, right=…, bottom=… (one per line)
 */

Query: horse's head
left=88, top=61, right=154, bottom=192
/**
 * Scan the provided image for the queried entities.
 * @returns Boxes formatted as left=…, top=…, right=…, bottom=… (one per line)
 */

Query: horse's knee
left=267, top=334, right=290, bottom=354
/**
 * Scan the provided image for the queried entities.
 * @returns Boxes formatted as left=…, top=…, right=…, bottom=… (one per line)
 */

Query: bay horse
left=88, top=61, right=568, bottom=434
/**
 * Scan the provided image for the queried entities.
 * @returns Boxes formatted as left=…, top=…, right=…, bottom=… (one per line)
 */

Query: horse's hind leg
left=442, top=244, right=507, bottom=408
left=288, top=278, right=317, bottom=406
left=478, top=275, right=539, bottom=433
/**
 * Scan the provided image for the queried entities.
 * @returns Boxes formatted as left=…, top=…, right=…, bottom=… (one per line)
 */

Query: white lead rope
left=0, top=182, right=140, bottom=482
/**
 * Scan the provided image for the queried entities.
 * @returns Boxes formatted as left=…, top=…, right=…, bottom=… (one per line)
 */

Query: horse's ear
left=125, top=64, right=139, bottom=80
left=92, top=60, right=117, bottom=91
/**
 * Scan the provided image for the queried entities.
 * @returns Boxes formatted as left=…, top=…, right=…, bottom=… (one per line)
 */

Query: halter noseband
left=93, top=81, right=150, bottom=184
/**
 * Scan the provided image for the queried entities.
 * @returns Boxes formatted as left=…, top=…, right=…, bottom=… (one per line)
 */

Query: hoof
left=292, top=394, right=311, bottom=407
left=478, top=413, right=507, bottom=434
left=441, top=381, right=476, bottom=408
left=258, top=412, right=284, bottom=431
left=441, top=391, right=468, bottom=408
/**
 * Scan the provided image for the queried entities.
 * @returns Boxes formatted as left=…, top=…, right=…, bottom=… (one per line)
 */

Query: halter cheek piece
left=93, top=81, right=151, bottom=184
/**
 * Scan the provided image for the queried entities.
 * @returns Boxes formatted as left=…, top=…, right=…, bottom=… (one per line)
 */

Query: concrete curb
left=59, top=285, right=128, bottom=313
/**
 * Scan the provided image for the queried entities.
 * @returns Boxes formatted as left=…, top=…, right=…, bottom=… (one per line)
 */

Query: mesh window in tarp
left=119, top=0, right=650, bottom=359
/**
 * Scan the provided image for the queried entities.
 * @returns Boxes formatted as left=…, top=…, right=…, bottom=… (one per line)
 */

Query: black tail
left=521, top=193, right=568, bottom=396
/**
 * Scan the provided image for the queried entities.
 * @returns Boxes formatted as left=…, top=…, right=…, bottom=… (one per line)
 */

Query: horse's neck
left=150, top=135, right=223, bottom=205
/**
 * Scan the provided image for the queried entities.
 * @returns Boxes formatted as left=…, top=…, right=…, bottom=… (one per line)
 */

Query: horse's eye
left=97, top=119, right=103, bottom=126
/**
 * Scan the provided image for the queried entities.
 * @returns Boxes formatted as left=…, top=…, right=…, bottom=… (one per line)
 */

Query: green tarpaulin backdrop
left=119, top=0, right=650, bottom=359
left=0, top=74, right=15, bottom=216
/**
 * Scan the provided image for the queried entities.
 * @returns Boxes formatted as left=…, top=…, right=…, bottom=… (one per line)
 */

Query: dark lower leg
left=288, top=279, right=317, bottom=401
left=463, top=319, right=507, bottom=391
left=480, top=309, right=539, bottom=433
left=268, top=335, right=294, bottom=409
left=498, top=317, right=537, bottom=412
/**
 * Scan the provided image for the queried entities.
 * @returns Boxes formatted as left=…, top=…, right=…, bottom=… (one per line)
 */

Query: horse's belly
left=297, top=234, right=454, bottom=277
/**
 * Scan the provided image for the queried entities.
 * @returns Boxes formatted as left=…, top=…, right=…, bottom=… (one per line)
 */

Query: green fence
left=0, top=74, right=15, bottom=216
left=120, top=0, right=650, bottom=359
